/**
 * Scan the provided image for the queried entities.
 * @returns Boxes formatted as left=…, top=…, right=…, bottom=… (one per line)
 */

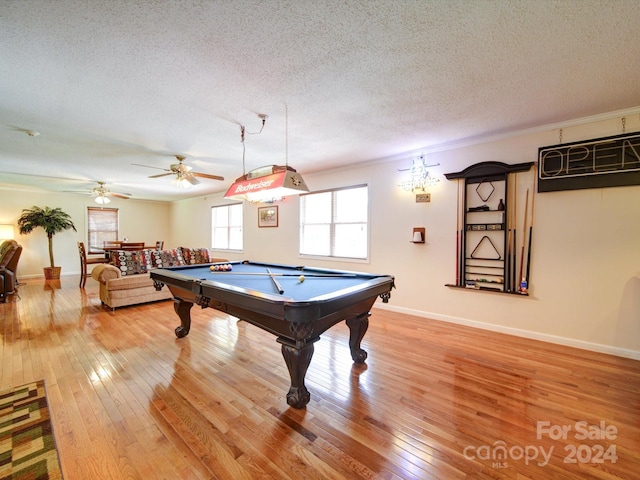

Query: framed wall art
left=258, top=206, right=278, bottom=228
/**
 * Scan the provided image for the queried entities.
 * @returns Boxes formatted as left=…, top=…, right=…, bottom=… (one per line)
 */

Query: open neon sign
left=538, top=132, right=640, bottom=192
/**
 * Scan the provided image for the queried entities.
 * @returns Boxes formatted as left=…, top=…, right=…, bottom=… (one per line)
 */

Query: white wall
left=0, top=189, right=170, bottom=277
left=173, top=114, right=640, bottom=358
left=413, top=118, right=640, bottom=358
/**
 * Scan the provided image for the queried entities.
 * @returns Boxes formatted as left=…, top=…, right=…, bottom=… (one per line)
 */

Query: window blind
left=87, top=207, right=118, bottom=254
left=299, top=185, right=368, bottom=259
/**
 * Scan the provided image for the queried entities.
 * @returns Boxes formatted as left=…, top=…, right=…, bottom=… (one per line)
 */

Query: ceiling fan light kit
left=173, top=173, right=194, bottom=189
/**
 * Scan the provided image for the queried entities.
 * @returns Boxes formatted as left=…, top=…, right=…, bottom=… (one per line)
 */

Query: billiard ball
left=298, top=275, right=305, bottom=283
left=210, top=265, right=215, bottom=271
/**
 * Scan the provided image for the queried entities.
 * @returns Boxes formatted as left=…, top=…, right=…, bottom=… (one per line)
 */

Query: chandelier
left=399, top=155, right=440, bottom=192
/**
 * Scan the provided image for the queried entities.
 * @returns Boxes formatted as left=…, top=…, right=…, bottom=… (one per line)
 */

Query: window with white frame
left=299, top=185, right=368, bottom=259
left=211, top=204, right=243, bottom=250
left=87, top=207, right=118, bottom=254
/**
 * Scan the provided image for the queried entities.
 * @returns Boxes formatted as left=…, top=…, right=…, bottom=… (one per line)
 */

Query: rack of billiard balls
left=209, top=263, right=233, bottom=271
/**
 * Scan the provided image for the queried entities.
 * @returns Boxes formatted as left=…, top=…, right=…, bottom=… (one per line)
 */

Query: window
left=87, top=207, right=118, bottom=254
left=211, top=204, right=243, bottom=250
left=299, top=185, right=368, bottom=259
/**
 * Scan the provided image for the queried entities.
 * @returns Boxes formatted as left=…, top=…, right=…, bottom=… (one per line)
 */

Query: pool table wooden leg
left=173, top=298, right=193, bottom=338
left=346, top=312, right=370, bottom=363
left=280, top=341, right=314, bottom=408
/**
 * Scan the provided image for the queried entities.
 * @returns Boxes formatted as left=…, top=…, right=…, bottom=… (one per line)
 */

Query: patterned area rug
left=0, top=380, right=63, bottom=479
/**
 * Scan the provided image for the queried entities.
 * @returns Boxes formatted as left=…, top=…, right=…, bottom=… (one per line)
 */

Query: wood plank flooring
left=1, top=276, right=638, bottom=479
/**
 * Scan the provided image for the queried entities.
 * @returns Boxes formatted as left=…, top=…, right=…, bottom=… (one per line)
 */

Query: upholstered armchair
left=0, top=240, right=23, bottom=302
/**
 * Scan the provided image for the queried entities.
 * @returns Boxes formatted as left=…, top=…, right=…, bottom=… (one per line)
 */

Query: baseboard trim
left=16, top=272, right=80, bottom=279
left=375, top=303, right=640, bottom=361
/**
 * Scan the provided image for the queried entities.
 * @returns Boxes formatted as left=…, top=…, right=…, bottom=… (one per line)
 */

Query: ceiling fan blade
left=132, top=163, right=168, bottom=171
left=110, top=192, right=131, bottom=199
left=149, top=173, right=173, bottom=178
left=185, top=175, right=200, bottom=185
left=193, top=172, right=224, bottom=181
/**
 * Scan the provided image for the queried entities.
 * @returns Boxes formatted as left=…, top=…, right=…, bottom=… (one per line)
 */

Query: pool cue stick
left=266, top=268, right=284, bottom=294
left=509, top=177, right=516, bottom=291
left=525, top=171, right=537, bottom=287
left=518, top=188, right=529, bottom=290
left=510, top=174, right=517, bottom=292
left=462, top=181, right=468, bottom=285
left=504, top=175, right=511, bottom=291
left=459, top=180, right=465, bottom=285
left=456, top=179, right=461, bottom=285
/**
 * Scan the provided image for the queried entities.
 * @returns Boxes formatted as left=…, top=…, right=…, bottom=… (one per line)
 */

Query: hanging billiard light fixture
left=224, top=106, right=309, bottom=203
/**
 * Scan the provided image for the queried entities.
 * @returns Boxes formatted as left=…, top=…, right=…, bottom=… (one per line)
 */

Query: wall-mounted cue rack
left=444, top=161, right=534, bottom=295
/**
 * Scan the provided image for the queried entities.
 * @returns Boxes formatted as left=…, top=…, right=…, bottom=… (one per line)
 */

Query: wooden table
left=101, top=244, right=155, bottom=259
left=102, top=245, right=154, bottom=252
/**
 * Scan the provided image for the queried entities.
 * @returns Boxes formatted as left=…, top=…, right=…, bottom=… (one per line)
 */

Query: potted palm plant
left=17, top=206, right=77, bottom=280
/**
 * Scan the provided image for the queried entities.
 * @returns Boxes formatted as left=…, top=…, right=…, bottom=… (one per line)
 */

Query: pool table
left=150, top=260, right=395, bottom=408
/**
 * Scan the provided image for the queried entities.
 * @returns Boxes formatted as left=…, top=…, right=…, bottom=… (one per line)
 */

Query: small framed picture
left=258, top=206, right=278, bottom=228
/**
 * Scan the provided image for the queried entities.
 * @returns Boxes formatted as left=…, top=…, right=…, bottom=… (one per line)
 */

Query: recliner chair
left=0, top=240, right=23, bottom=302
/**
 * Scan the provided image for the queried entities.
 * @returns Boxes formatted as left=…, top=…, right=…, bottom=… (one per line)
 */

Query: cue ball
left=298, top=275, right=305, bottom=283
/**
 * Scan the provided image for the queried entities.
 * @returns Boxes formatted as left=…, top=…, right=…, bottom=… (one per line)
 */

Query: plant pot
left=43, top=266, right=62, bottom=280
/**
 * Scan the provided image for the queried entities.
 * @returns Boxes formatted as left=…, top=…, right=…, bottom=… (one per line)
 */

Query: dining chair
left=78, top=241, right=107, bottom=288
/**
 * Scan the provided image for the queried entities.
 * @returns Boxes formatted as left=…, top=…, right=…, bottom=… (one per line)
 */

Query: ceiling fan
left=91, top=182, right=131, bottom=204
left=133, top=155, right=224, bottom=187
left=65, top=182, right=132, bottom=204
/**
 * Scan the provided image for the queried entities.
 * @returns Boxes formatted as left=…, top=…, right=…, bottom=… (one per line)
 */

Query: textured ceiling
left=1, top=0, right=639, bottom=202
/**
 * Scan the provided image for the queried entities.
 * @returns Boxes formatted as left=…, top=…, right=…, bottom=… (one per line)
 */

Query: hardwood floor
left=1, top=276, right=638, bottom=479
